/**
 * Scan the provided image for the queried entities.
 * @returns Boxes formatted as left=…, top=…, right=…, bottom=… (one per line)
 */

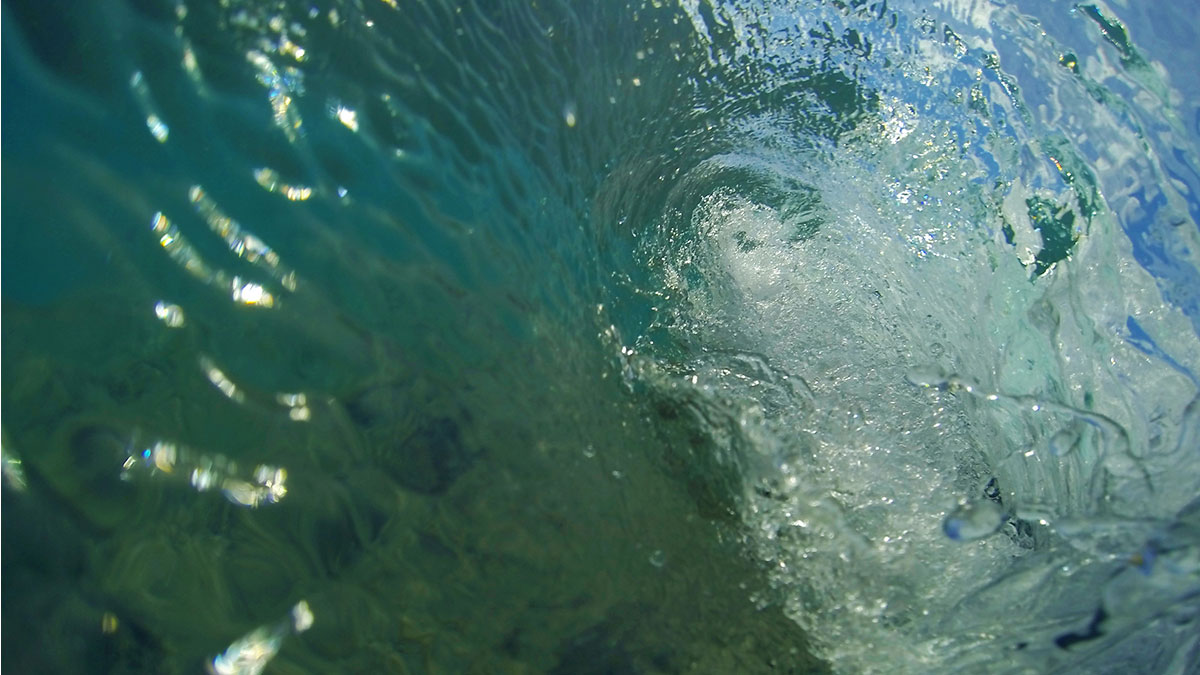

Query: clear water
left=2, top=0, right=1198, bottom=673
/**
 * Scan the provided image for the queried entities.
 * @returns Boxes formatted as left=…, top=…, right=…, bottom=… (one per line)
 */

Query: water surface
left=3, top=0, right=1199, bottom=673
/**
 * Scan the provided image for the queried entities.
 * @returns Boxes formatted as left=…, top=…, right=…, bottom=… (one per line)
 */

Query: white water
left=627, top=2, right=1200, bottom=671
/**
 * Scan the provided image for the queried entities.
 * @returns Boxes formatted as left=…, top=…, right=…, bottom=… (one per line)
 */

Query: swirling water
left=2, top=0, right=1199, bottom=673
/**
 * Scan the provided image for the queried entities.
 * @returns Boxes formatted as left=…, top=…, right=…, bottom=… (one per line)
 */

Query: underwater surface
left=3, top=0, right=1199, bottom=673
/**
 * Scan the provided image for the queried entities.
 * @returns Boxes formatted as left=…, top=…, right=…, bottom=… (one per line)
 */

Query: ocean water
left=3, top=0, right=1199, bottom=673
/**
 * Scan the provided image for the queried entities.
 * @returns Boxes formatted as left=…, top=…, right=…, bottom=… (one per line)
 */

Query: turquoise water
left=3, top=0, right=1199, bottom=673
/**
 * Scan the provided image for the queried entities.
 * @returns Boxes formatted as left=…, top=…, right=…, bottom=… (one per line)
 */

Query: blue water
left=3, top=0, right=1199, bottom=673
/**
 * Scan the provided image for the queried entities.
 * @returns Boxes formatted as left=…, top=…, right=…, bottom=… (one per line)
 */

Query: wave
left=2, top=0, right=1198, bottom=672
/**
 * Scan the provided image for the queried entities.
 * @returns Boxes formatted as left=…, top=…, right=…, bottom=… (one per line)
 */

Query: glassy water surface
left=3, top=0, right=1199, bottom=673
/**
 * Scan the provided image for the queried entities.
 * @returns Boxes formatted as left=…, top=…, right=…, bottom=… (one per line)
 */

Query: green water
left=4, top=0, right=1200, bottom=673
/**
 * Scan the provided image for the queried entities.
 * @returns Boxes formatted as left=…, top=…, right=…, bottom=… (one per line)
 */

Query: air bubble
left=906, top=366, right=949, bottom=389
left=154, top=301, right=185, bottom=327
left=943, top=499, right=1006, bottom=542
left=1049, top=427, right=1079, bottom=456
